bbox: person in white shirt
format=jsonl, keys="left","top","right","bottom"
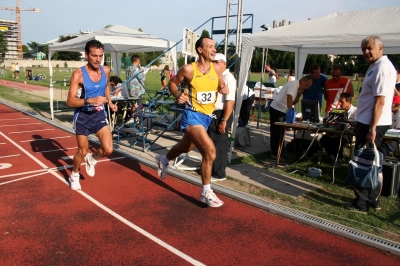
{"left": 287, "top": 69, "right": 296, "bottom": 82}
{"left": 379, "top": 95, "right": 400, "bottom": 156}
{"left": 208, "top": 53, "right": 236, "bottom": 181}
{"left": 15, "top": 63, "right": 20, "bottom": 79}
{"left": 268, "top": 76, "right": 313, "bottom": 160}
{"left": 319, "top": 92, "right": 357, "bottom": 161}
{"left": 345, "top": 35, "right": 396, "bottom": 214}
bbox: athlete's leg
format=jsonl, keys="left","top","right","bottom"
{"left": 184, "top": 125, "right": 216, "bottom": 185}
{"left": 72, "top": 134, "right": 89, "bottom": 172}
{"left": 94, "top": 125, "right": 114, "bottom": 159}
{"left": 165, "top": 132, "right": 195, "bottom": 161}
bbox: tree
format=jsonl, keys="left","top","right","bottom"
{"left": 127, "top": 51, "right": 163, "bottom": 67}
{"left": 201, "top": 29, "right": 210, "bottom": 38}
{"left": 0, "top": 32, "right": 7, "bottom": 58}
{"left": 22, "top": 45, "right": 29, "bottom": 53}
{"left": 27, "top": 41, "right": 40, "bottom": 52}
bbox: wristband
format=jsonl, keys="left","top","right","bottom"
{"left": 221, "top": 118, "right": 227, "bottom": 121}
{"left": 84, "top": 98, "right": 88, "bottom": 105}
{"left": 369, "top": 128, "right": 376, "bottom": 133}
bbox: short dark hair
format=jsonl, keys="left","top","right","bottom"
{"left": 309, "top": 64, "right": 320, "bottom": 74}
{"left": 109, "top": 76, "right": 122, "bottom": 84}
{"left": 300, "top": 76, "right": 312, "bottom": 82}
{"left": 339, "top": 92, "right": 352, "bottom": 102}
{"left": 331, "top": 65, "right": 343, "bottom": 73}
{"left": 85, "top": 39, "right": 104, "bottom": 54}
{"left": 289, "top": 69, "right": 295, "bottom": 75}
{"left": 195, "top": 37, "right": 212, "bottom": 55}
{"left": 131, "top": 54, "right": 140, "bottom": 63}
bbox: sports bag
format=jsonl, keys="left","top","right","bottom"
{"left": 345, "top": 143, "right": 382, "bottom": 190}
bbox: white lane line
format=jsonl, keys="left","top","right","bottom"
{"left": 20, "top": 136, "right": 72, "bottom": 143}
{"left": 0, "top": 154, "right": 20, "bottom": 159}
{"left": 0, "top": 118, "right": 30, "bottom": 121}
{"left": 2, "top": 123, "right": 41, "bottom": 127}
{"left": 0, "top": 172, "right": 49, "bottom": 186}
{"left": 8, "top": 129, "right": 55, "bottom": 134}
{"left": 0, "top": 131, "right": 204, "bottom": 266}
{"left": 61, "top": 155, "right": 74, "bottom": 160}
{"left": 0, "top": 169, "right": 47, "bottom": 179}
{"left": 0, "top": 142, "right": 6, "bottom": 145}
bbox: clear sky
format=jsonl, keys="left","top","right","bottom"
{"left": 0, "top": 0, "right": 398, "bottom": 49}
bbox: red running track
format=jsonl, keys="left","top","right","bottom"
{"left": 0, "top": 79, "right": 49, "bottom": 92}
{"left": 0, "top": 103, "right": 399, "bottom": 265}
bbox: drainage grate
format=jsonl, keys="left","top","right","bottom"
{"left": 4, "top": 100, "right": 399, "bottom": 257}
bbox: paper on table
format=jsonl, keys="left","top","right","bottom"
{"left": 387, "top": 129, "right": 400, "bottom": 133}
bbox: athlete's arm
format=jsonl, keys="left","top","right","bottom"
{"left": 104, "top": 66, "right": 117, "bottom": 112}
{"left": 169, "top": 64, "right": 193, "bottom": 104}
{"left": 67, "top": 69, "right": 85, "bottom": 108}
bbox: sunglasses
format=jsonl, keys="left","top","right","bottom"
{"left": 332, "top": 75, "right": 340, "bottom": 78}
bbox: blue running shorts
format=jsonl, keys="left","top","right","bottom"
{"left": 73, "top": 110, "right": 108, "bottom": 136}
{"left": 180, "top": 109, "right": 212, "bottom": 132}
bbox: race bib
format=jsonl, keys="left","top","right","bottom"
{"left": 196, "top": 91, "right": 216, "bottom": 104}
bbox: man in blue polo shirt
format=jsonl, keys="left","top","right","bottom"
{"left": 303, "top": 64, "right": 328, "bottom": 108}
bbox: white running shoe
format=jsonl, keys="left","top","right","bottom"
{"left": 85, "top": 153, "right": 97, "bottom": 177}
{"left": 69, "top": 173, "right": 81, "bottom": 190}
{"left": 155, "top": 155, "right": 168, "bottom": 179}
{"left": 200, "top": 189, "right": 224, "bottom": 207}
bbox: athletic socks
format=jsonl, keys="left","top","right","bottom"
{"left": 202, "top": 184, "right": 211, "bottom": 194}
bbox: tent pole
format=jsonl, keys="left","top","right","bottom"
{"left": 228, "top": 0, "right": 244, "bottom": 164}
{"left": 48, "top": 52, "right": 54, "bottom": 121}
{"left": 257, "top": 48, "right": 267, "bottom": 129}
{"left": 224, "top": 0, "right": 230, "bottom": 56}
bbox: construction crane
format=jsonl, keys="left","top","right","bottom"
{"left": 0, "top": 0, "right": 40, "bottom": 59}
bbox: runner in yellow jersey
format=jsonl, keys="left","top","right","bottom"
{"left": 155, "top": 37, "right": 228, "bottom": 207}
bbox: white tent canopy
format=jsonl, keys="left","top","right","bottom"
{"left": 48, "top": 24, "right": 177, "bottom": 76}
{"left": 232, "top": 6, "right": 400, "bottom": 161}
{"left": 47, "top": 24, "right": 177, "bottom": 120}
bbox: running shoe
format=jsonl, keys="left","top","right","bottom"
{"left": 85, "top": 153, "right": 97, "bottom": 177}
{"left": 69, "top": 173, "right": 81, "bottom": 191}
{"left": 211, "top": 176, "right": 227, "bottom": 182}
{"left": 156, "top": 155, "right": 169, "bottom": 179}
{"left": 200, "top": 189, "right": 224, "bottom": 207}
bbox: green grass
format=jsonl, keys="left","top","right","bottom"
{"left": 0, "top": 85, "right": 66, "bottom": 111}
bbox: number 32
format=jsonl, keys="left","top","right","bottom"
{"left": 201, "top": 93, "right": 212, "bottom": 102}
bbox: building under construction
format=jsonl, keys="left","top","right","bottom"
{"left": 0, "top": 18, "right": 18, "bottom": 60}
